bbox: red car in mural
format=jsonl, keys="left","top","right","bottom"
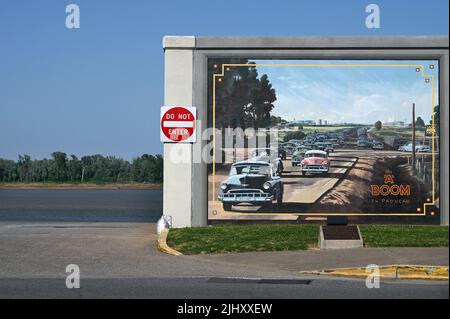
{"left": 300, "top": 150, "right": 330, "bottom": 176}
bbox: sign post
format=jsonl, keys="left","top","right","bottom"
{"left": 160, "top": 106, "right": 197, "bottom": 143}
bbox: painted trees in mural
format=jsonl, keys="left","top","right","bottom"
{"left": 415, "top": 117, "right": 426, "bottom": 127}
{"left": 211, "top": 60, "right": 277, "bottom": 130}
{"left": 249, "top": 74, "right": 277, "bottom": 128}
{"left": 375, "top": 121, "right": 382, "bottom": 131}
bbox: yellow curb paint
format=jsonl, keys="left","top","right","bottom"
{"left": 396, "top": 265, "right": 449, "bottom": 280}
{"left": 156, "top": 228, "right": 183, "bottom": 256}
{"left": 300, "top": 265, "right": 448, "bottom": 280}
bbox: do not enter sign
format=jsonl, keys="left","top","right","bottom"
{"left": 160, "top": 106, "right": 197, "bottom": 143}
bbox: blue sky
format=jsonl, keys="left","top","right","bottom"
{"left": 255, "top": 60, "right": 439, "bottom": 125}
{"left": 0, "top": 0, "right": 448, "bottom": 160}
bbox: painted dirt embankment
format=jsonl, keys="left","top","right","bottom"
{"left": 311, "top": 156, "right": 438, "bottom": 223}
{"left": 310, "top": 156, "right": 375, "bottom": 211}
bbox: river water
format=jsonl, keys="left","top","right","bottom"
{"left": 0, "top": 189, "right": 163, "bottom": 222}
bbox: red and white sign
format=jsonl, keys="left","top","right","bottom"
{"left": 160, "top": 106, "right": 197, "bottom": 143}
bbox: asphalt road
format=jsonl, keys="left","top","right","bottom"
{"left": 0, "top": 189, "right": 163, "bottom": 222}
{"left": 1, "top": 277, "right": 447, "bottom": 299}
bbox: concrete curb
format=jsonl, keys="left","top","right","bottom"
{"left": 300, "top": 265, "right": 449, "bottom": 280}
{"left": 319, "top": 225, "right": 364, "bottom": 250}
{"left": 156, "top": 228, "right": 183, "bottom": 256}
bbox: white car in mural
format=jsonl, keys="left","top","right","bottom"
{"left": 398, "top": 143, "right": 431, "bottom": 153}
{"left": 372, "top": 141, "right": 384, "bottom": 150}
{"left": 280, "top": 142, "right": 297, "bottom": 156}
{"left": 417, "top": 144, "right": 432, "bottom": 153}
{"left": 250, "top": 148, "right": 284, "bottom": 175}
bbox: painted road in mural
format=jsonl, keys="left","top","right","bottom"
{"left": 209, "top": 147, "right": 435, "bottom": 221}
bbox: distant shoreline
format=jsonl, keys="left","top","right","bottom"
{"left": 0, "top": 182, "right": 162, "bottom": 190}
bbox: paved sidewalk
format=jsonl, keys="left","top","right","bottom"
{"left": 191, "top": 247, "right": 449, "bottom": 272}
{"left": 0, "top": 222, "right": 308, "bottom": 279}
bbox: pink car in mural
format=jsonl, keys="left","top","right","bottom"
{"left": 300, "top": 150, "right": 330, "bottom": 176}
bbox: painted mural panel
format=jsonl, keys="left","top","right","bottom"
{"left": 207, "top": 59, "right": 440, "bottom": 223}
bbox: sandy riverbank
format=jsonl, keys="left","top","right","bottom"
{"left": 0, "top": 182, "right": 162, "bottom": 190}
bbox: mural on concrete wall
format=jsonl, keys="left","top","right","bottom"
{"left": 207, "top": 59, "right": 440, "bottom": 223}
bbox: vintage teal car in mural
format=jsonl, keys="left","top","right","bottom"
{"left": 218, "top": 161, "right": 284, "bottom": 211}
{"left": 291, "top": 146, "right": 312, "bottom": 166}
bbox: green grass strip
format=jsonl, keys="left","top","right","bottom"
{"left": 167, "top": 224, "right": 448, "bottom": 255}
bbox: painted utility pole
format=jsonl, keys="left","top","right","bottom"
{"left": 412, "top": 103, "right": 416, "bottom": 171}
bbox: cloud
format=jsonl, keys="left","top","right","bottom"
{"left": 276, "top": 76, "right": 293, "bottom": 81}
{"left": 262, "top": 62, "right": 437, "bottom": 124}
{"left": 289, "top": 84, "right": 309, "bottom": 90}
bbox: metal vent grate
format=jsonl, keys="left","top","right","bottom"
{"left": 208, "top": 278, "right": 311, "bottom": 285}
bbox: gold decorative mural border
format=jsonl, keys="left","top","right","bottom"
{"left": 211, "top": 62, "right": 438, "bottom": 217}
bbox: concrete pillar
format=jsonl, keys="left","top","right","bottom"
{"left": 441, "top": 52, "right": 449, "bottom": 226}
{"left": 163, "top": 36, "right": 195, "bottom": 228}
